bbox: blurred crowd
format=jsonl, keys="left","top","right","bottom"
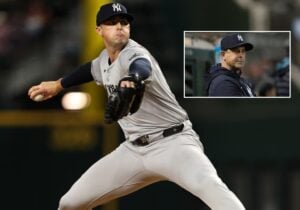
{"left": 0, "top": 0, "right": 78, "bottom": 71}
{"left": 0, "top": 0, "right": 81, "bottom": 109}
{"left": 244, "top": 46, "right": 289, "bottom": 96}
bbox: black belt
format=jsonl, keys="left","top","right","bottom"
{"left": 131, "top": 124, "right": 184, "bottom": 146}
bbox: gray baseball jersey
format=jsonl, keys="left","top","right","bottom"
{"left": 58, "top": 39, "right": 245, "bottom": 210}
{"left": 91, "top": 39, "right": 188, "bottom": 141}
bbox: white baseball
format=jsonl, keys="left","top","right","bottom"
{"left": 33, "top": 94, "right": 44, "bottom": 102}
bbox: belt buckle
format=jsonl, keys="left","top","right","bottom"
{"left": 139, "top": 135, "right": 149, "bottom": 145}
{"left": 132, "top": 135, "right": 150, "bottom": 146}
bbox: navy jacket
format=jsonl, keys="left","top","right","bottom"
{"left": 204, "top": 64, "right": 255, "bottom": 97}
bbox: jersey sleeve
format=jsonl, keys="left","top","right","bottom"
{"left": 91, "top": 56, "right": 103, "bottom": 85}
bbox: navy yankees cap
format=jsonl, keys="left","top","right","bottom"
{"left": 221, "top": 33, "right": 253, "bottom": 51}
{"left": 96, "top": 3, "right": 133, "bottom": 26}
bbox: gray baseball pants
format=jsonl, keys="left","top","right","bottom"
{"left": 58, "top": 121, "right": 245, "bottom": 210}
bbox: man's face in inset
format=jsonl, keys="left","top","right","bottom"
{"left": 222, "top": 46, "right": 246, "bottom": 70}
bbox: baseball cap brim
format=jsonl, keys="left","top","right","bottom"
{"left": 100, "top": 13, "right": 133, "bottom": 24}
{"left": 228, "top": 42, "right": 253, "bottom": 51}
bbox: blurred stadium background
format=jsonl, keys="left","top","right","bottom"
{"left": 0, "top": 0, "right": 300, "bottom": 210}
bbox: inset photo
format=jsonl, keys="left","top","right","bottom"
{"left": 184, "top": 31, "right": 291, "bottom": 98}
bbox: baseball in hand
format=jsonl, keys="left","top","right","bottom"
{"left": 33, "top": 94, "right": 44, "bottom": 102}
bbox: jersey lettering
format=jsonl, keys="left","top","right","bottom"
{"left": 105, "top": 84, "right": 118, "bottom": 95}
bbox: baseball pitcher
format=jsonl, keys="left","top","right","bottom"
{"left": 28, "top": 3, "right": 245, "bottom": 210}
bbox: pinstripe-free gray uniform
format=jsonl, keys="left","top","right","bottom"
{"left": 59, "top": 39, "right": 245, "bottom": 210}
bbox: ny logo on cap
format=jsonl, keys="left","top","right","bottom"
{"left": 112, "top": 3, "right": 122, "bottom": 12}
{"left": 237, "top": 34, "right": 244, "bottom": 42}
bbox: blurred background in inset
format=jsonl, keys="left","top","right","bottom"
{"left": 0, "top": 0, "right": 300, "bottom": 210}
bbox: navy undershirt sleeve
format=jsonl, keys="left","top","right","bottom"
{"left": 61, "top": 62, "right": 93, "bottom": 88}
{"left": 129, "top": 58, "right": 151, "bottom": 80}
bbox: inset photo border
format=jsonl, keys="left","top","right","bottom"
{"left": 184, "top": 31, "right": 291, "bottom": 98}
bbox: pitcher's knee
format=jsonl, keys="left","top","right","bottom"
{"left": 58, "top": 194, "right": 86, "bottom": 210}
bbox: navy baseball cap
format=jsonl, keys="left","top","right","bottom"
{"left": 221, "top": 33, "right": 253, "bottom": 51}
{"left": 96, "top": 3, "right": 133, "bottom": 26}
